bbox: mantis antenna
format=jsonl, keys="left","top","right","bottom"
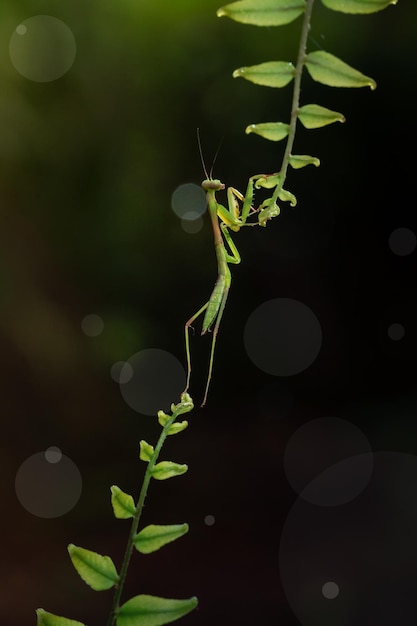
{"left": 197, "top": 128, "right": 224, "bottom": 180}
{"left": 196, "top": 128, "right": 209, "bottom": 180}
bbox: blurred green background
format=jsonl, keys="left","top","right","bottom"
{"left": 1, "top": 1, "right": 416, "bottom": 624}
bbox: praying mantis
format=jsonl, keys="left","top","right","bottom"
{"left": 183, "top": 168, "right": 259, "bottom": 407}
{"left": 182, "top": 135, "right": 283, "bottom": 406}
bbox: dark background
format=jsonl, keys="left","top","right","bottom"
{"left": 1, "top": 1, "right": 416, "bottom": 625}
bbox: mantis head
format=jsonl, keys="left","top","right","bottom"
{"left": 201, "top": 178, "right": 225, "bottom": 192}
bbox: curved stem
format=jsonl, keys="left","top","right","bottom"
{"left": 106, "top": 409, "right": 181, "bottom": 626}
{"left": 271, "top": 0, "right": 316, "bottom": 204}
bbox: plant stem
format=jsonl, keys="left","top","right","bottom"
{"left": 106, "top": 409, "right": 179, "bottom": 626}
{"left": 271, "top": 0, "right": 316, "bottom": 204}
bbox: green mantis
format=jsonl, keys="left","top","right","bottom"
{"left": 183, "top": 173, "right": 258, "bottom": 406}
{"left": 182, "top": 132, "right": 286, "bottom": 406}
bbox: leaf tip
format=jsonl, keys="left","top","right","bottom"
{"left": 217, "top": 7, "right": 226, "bottom": 18}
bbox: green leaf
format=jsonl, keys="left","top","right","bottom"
{"left": 245, "top": 122, "right": 289, "bottom": 142}
{"left": 321, "top": 0, "right": 397, "bottom": 14}
{"left": 134, "top": 524, "right": 189, "bottom": 554}
{"left": 258, "top": 200, "right": 280, "bottom": 227}
{"left": 298, "top": 104, "right": 345, "bottom": 128}
{"left": 233, "top": 61, "right": 295, "bottom": 87}
{"left": 117, "top": 595, "right": 198, "bottom": 626}
{"left": 157, "top": 410, "right": 170, "bottom": 427}
{"left": 289, "top": 154, "right": 321, "bottom": 169}
{"left": 252, "top": 172, "right": 282, "bottom": 189}
{"left": 150, "top": 461, "right": 188, "bottom": 480}
{"left": 305, "top": 51, "right": 376, "bottom": 89}
{"left": 111, "top": 485, "right": 136, "bottom": 519}
{"left": 166, "top": 420, "right": 188, "bottom": 435}
{"left": 278, "top": 188, "right": 297, "bottom": 206}
{"left": 172, "top": 392, "right": 194, "bottom": 415}
{"left": 68, "top": 544, "right": 119, "bottom": 591}
{"left": 251, "top": 173, "right": 296, "bottom": 205}
{"left": 36, "top": 610, "right": 86, "bottom": 626}
{"left": 140, "top": 440, "right": 154, "bottom": 462}
{"left": 217, "top": 0, "right": 305, "bottom": 26}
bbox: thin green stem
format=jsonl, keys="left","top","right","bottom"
{"left": 271, "top": 0, "right": 316, "bottom": 205}
{"left": 106, "top": 409, "right": 179, "bottom": 626}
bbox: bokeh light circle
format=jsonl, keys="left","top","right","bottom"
{"left": 119, "top": 348, "right": 185, "bottom": 416}
{"left": 81, "top": 314, "right": 104, "bottom": 337}
{"left": 15, "top": 449, "right": 82, "bottom": 518}
{"left": 244, "top": 298, "right": 322, "bottom": 376}
{"left": 171, "top": 183, "right": 206, "bottom": 220}
{"left": 111, "top": 361, "right": 133, "bottom": 383}
{"left": 284, "top": 417, "right": 373, "bottom": 506}
{"left": 279, "top": 452, "right": 417, "bottom": 625}
{"left": 322, "top": 582, "right": 339, "bottom": 599}
{"left": 387, "top": 323, "right": 405, "bottom": 341}
{"left": 204, "top": 514, "right": 215, "bottom": 526}
{"left": 181, "top": 214, "right": 204, "bottom": 235}
{"left": 44, "top": 446, "right": 62, "bottom": 463}
{"left": 388, "top": 227, "right": 416, "bottom": 256}
{"left": 9, "top": 16, "right": 76, "bottom": 82}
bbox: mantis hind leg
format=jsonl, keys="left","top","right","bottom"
{"left": 184, "top": 301, "right": 209, "bottom": 395}
{"left": 201, "top": 286, "right": 230, "bottom": 407}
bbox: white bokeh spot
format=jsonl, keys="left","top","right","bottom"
{"left": 284, "top": 417, "right": 373, "bottom": 506}
{"left": 322, "top": 581, "right": 339, "bottom": 599}
{"left": 387, "top": 323, "right": 405, "bottom": 341}
{"left": 119, "top": 348, "right": 185, "bottom": 416}
{"left": 181, "top": 213, "right": 204, "bottom": 234}
{"left": 171, "top": 183, "right": 206, "bottom": 220}
{"left": 244, "top": 298, "right": 322, "bottom": 377}
{"left": 45, "top": 446, "right": 62, "bottom": 464}
{"left": 81, "top": 313, "right": 104, "bottom": 337}
{"left": 388, "top": 227, "right": 416, "bottom": 256}
{"left": 9, "top": 15, "right": 76, "bottom": 82}
{"left": 15, "top": 449, "right": 82, "bottom": 518}
{"left": 111, "top": 360, "right": 133, "bottom": 383}
{"left": 280, "top": 452, "right": 417, "bottom": 626}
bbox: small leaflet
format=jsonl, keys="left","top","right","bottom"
{"left": 321, "top": 0, "right": 397, "bottom": 14}
{"left": 297, "top": 104, "right": 345, "bottom": 128}
{"left": 139, "top": 440, "right": 154, "bottom": 462}
{"left": 110, "top": 485, "right": 136, "bottom": 519}
{"left": 151, "top": 461, "right": 188, "bottom": 480}
{"left": 67, "top": 544, "right": 119, "bottom": 591}
{"left": 278, "top": 188, "right": 297, "bottom": 207}
{"left": 166, "top": 420, "right": 188, "bottom": 435}
{"left": 252, "top": 172, "right": 282, "bottom": 189}
{"left": 258, "top": 200, "right": 280, "bottom": 227}
{"left": 233, "top": 61, "right": 295, "bottom": 88}
{"left": 157, "top": 410, "right": 170, "bottom": 427}
{"left": 36, "top": 609, "right": 86, "bottom": 626}
{"left": 117, "top": 594, "right": 198, "bottom": 626}
{"left": 289, "top": 154, "right": 321, "bottom": 169}
{"left": 134, "top": 523, "right": 189, "bottom": 554}
{"left": 305, "top": 51, "right": 376, "bottom": 89}
{"left": 245, "top": 122, "right": 290, "bottom": 142}
{"left": 217, "top": 0, "right": 306, "bottom": 27}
